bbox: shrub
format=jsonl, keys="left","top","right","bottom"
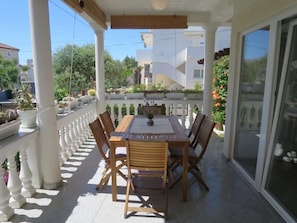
{"left": 212, "top": 56, "right": 229, "bottom": 129}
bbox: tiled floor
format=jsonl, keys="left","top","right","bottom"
{"left": 8, "top": 134, "right": 284, "bottom": 223}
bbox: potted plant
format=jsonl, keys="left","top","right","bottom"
{"left": 62, "top": 96, "right": 78, "bottom": 110}
{"left": 56, "top": 102, "right": 68, "bottom": 114}
{"left": 87, "top": 88, "right": 96, "bottom": 100}
{"left": 15, "top": 84, "right": 37, "bottom": 128}
{"left": 147, "top": 112, "right": 154, "bottom": 126}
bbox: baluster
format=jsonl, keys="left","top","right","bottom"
{"left": 69, "top": 122, "right": 78, "bottom": 153}
{"left": 7, "top": 154, "right": 25, "bottom": 208}
{"left": 135, "top": 103, "right": 139, "bottom": 115}
{"left": 75, "top": 119, "right": 83, "bottom": 147}
{"left": 59, "top": 129, "right": 68, "bottom": 164}
{"left": 19, "top": 150, "right": 36, "bottom": 197}
{"left": 0, "top": 168, "right": 14, "bottom": 221}
{"left": 64, "top": 125, "right": 73, "bottom": 157}
{"left": 85, "top": 112, "right": 92, "bottom": 138}
{"left": 110, "top": 105, "right": 115, "bottom": 125}
{"left": 78, "top": 117, "right": 85, "bottom": 143}
{"left": 181, "top": 103, "right": 186, "bottom": 128}
{"left": 118, "top": 103, "right": 123, "bottom": 121}
{"left": 164, "top": 103, "right": 169, "bottom": 115}
{"left": 82, "top": 114, "right": 89, "bottom": 141}
{"left": 173, "top": 103, "right": 177, "bottom": 115}
{"left": 188, "top": 103, "right": 194, "bottom": 128}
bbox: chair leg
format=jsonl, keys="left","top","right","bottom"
{"left": 164, "top": 186, "right": 168, "bottom": 220}
{"left": 96, "top": 167, "right": 111, "bottom": 190}
{"left": 124, "top": 180, "right": 131, "bottom": 218}
{"left": 189, "top": 167, "right": 209, "bottom": 191}
{"left": 168, "top": 174, "right": 182, "bottom": 189}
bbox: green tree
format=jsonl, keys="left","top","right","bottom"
{"left": 52, "top": 44, "right": 139, "bottom": 97}
{"left": 242, "top": 56, "right": 267, "bottom": 83}
{"left": 0, "top": 55, "right": 19, "bottom": 90}
{"left": 53, "top": 44, "right": 95, "bottom": 96}
{"left": 104, "top": 52, "right": 138, "bottom": 88}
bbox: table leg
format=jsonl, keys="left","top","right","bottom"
{"left": 110, "top": 144, "right": 117, "bottom": 201}
{"left": 182, "top": 142, "right": 188, "bottom": 201}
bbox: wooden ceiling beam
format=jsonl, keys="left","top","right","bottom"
{"left": 63, "top": 0, "right": 107, "bottom": 30}
{"left": 111, "top": 15, "right": 188, "bottom": 29}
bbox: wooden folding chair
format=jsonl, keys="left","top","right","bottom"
{"left": 124, "top": 139, "right": 169, "bottom": 219}
{"left": 99, "top": 110, "right": 115, "bottom": 139}
{"left": 89, "top": 117, "right": 127, "bottom": 190}
{"left": 168, "top": 112, "right": 205, "bottom": 181}
{"left": 187, "top": 111, "right": 206, "bottom": 147}
{"left": 169, "top": 116, "right": 215, "bottom": 190}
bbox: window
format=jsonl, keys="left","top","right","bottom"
{"left": 193, "top": 69, "right": 204, "bottom": 78}
{"left": 144, "top": 64, "right": 150, "bottom": 77}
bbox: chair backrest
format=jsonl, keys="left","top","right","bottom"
{"left": 99, "top": 110, "right": 115, "bottom": 139}
{"left": 125, "top": 140, "right": 168, "bottom": 187}
{"left": 193, "top": 117, "right": 215, "bottom": 160}
{"left": 142, "top": 105, "right": 165, "bottom": 116}
{"left": 89, "top": 117, "right": 109, "bottom": 161}
{"left": 188, "top": 111, "right": 205, "bottom": 146}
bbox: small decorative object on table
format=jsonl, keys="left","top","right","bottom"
{"left": 147, "top": 112, "right": 154, "bottom": 126}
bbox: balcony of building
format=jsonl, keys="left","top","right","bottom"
{"left": 0, "top": 97, "right": 283, "bottom": 222}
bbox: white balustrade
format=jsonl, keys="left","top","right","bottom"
{"left": 56, "top": 101, "right": 97, "bottom": 165}
{"left": 0, "top": 128, "right": 38, "bottom": 221}
{"left": 106, "top": 98, "right": 202, "bottom": 129}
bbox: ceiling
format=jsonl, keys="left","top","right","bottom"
{"left": 96, "top": 0, "right": 234, "bottom": 23}
{"left": 63, "top": 0, "right": 236, "bottom": 30}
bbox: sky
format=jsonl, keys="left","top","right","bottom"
{"left": 1, "top": 0, "right": 148, "bottom": 65}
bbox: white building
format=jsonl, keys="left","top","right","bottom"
{"left": 136, "top": 27, "right": 231, "bottom": 90}
{"left": 19, "top": 59, "right": 35, "bottom": 83}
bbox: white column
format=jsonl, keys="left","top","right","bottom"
{"left": 28, "top": 0, "right": 62, "bottom": 189}
{"left": 202, "top": 24, "right": 218, "bottom": 118}
{"left": 95, "top": 29, "right": 106, "bottom": 114}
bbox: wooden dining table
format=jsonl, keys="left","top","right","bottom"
{"left": 109, "top": 115, "right": 190, "bottom": 202}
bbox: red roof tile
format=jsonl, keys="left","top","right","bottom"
{"left": 0, "top": 43, "right": 19, "bottom": 51}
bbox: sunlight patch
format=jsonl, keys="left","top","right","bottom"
{"left": 61, "top": 166, "right": 78, "bottom": 172}
{"left": 69, "top": 156, "right": 86, "bottom": 161}
{"left": 36, "top": 189, "right": 59, "bottom": 196}
{"left": 64, "top": 161, "right": 82, "bottom": 166}
{"left": 61, "top": 172, "right": 73, "bottom": 178}
{"left": 77, "top": 147, "right": 93, "bottom": 152}
{"left": 26, "top": 198, "right": 52, "bottom": 206}
{"left": 14, "top": 208, "right": 43, "bottom": 218}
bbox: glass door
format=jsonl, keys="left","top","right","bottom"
{"left": 233, "top": 27, "right": 270, "bottom": 179}
{"left": 264, "top": 19, "right": 297, "bottom": 221}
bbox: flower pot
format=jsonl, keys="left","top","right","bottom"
{"left": 17, "top": 109, "right": 37, "bottom": 128}
{"left": 0, "top": 119, "right": 20, "bottom": 140}
{"left": 57, "top": 107, "right": 65, "bottom": 114}
{"left": 147, "top": 119, "right": 154, "bottom": 126}
{"left": 125, "top": 92, "right": 144, "bottom": 99}
{"left": 166, "top": 92, "right": 184, "bottom": 100}
{"left": 185, "top": 93, "right": 202, "bottom": 100}
{"left": 146, "top": 92, "right": 165, "bottom": 99}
